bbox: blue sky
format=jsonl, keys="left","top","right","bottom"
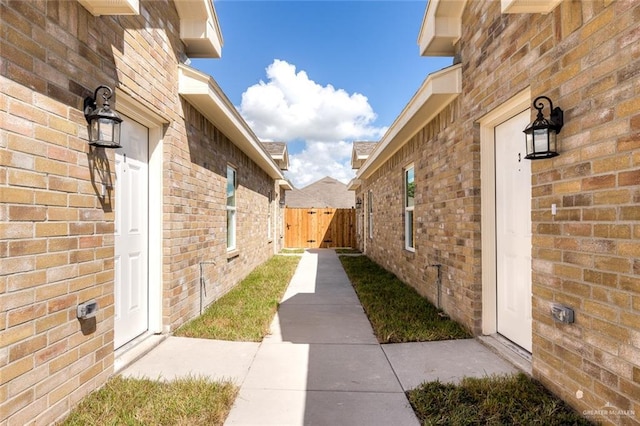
{"left": 192, "top": 0, "right": 452, "bottom": 188}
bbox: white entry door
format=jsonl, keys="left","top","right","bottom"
{"left": 495, "top": 109, "right": 532, "bottom": 352}
{"left": 114, "top": 116, "right": 149, "bottom": 349}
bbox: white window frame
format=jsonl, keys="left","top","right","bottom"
{"left": 404, "top": 164, "right": 415, "bottom": 252}
{"left": 226, "top": 165, "right": 237, "bottom": 251}
{"left": 367, "top": 190, "right": 374, "bottom": 239}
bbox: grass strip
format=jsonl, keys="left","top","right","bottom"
{"left": 408, "top": 373, "right": 595, "bottom": 425}
{"left": 280, "top": 248, "right": 305, "bottom": 254}
{"left": 339, "top": 255, "right": 470, "bottom": 343}
{"left": 175, "top": 255, "right": 300, "bottom": 341}
{"left": 62, "top": 376, "right": 237, "bottom": 426}
{"left": 333, "top": 248, "right": 362, "bottom": 254}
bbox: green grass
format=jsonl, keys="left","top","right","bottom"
{"left": 333, "top": 248, "right": 362, "bottom": 254}
{"left": 339, "top": 255, "right": 470, "bottom": 343}
{"left": 175, "top": 255, "right": 300, "bottom": 341}
{"left": 280, "top": 248, "right": 305, "bottom": 254}
{"left": 62, "top": 376, "right": 237, "bottom": 426}
{"left": 408, "top": 373, "right": 595, "bottom": 425}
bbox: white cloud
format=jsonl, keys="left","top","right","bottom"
{"left": 285, "top": 141, "right": 354, "bottom": 188}
{"left": 238, "top": 60, "right": 386, "bottom": 187}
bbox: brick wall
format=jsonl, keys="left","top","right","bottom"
{"left": 1, "top": 1, "right": 128, "bottom": 422}
{"left": 357, "top": 0, "right": 639, "bottom": 423}
{"left": 167, "top": 102, "right": 278, "bottom": 330}
{"left": 1, "top": 1, "right": 281, "bottom": 424}
{"left": 519, "top": 1, "right": 639, "bottom": 421}
{"left": 359, "top": 101, "right": 481, "bottom": 332}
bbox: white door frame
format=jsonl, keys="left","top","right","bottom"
{"left": 478, "top": 87, "right": 531, "bottom": 336}
{"left": 116, "top": 90, "right": 167, "bottom": 336}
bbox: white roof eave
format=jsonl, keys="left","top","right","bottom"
{"left": 178, "top": 64, "right": 284, "bottom": 180}
{"left": 501, "top": 0, "right": 563, "bottom": 14}
{"left": 347, "top": 179, "right": 361, "bottom": 191}
{"left": 418, "top": 0, "right": 467, "bottom": 57}
{"left": 356, "top": 64, "right": 462, "bottom": 180}
{"left": 78, "top": 0, "right": 139, "bottom": 15}
{"left": 174, "top": 0, "right": 223, "bottom": 58}
{"left": 278, "top": 179, "right": 293, "bottom": 190}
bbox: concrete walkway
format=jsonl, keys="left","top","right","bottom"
{"left": 121, "top": 249, "right": 518, "bottom": 425}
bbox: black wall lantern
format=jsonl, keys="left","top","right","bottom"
{"left": 84, "top": 85, "right": 122, "bottom": 148}
{"left": 523, "top": 96, "right": 563, "bottom": 160}
{"left": 355, "top": 197, "right": 362, "bottom": 209}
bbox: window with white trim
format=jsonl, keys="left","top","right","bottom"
{"left": 404, "top": 165, "right": 415, "bottom": 251}
{"left": 367, "top": 190, "right": 373, "bottom": 239}
{"left": 226, "top": 165, "right": 237, "bottom": 250}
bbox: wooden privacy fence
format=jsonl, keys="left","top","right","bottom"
{"left": 285, "top": 208, "right": 356, "bottom": 248}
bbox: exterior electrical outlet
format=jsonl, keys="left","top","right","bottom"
{"left": 77, "top": 300, "right": 99, "bottom": 320}
{"left": 551, "top": 304, "right": 574, "bottom": 324}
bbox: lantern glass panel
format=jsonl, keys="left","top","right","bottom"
{"left": 547, "top": 130, "right": 557, "bottom": 154}
{"left": 98, "top": 117, "right": 114, "bottom": 144}
{"left": 533, "top": 128, "right": 549, "bottom": 155}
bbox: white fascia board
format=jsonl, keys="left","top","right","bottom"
{"left": 278, "top": 179, "right": 293, "bottom": 190}
{"left": 78, "top": 0, "right": 139, "bottom": 15}
{"left": 350, "top": 149, "right": 370, "bottom": 169}
{"left": 178, "top": 64, "right": 284, "bottom": 180}
{"left": 350, "top": 150, "right": 361, "bottom": 169}
{"left": 501, "top": 0, "right": 563, "bottom": 14}
{"left": 418, "top": 0, "right": 467, "bottom": 56}
{"left": 356, "top": 64, "right": 462, "bottom": 180}
{"left": 174, "top": 0, "right": 223, "bottom": 58}
{"left": 347, "top": 179, "right": 361, "bottom": 191}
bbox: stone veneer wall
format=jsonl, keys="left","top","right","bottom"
{"left": 1, "top": 1, "right": 280, "bottom": 424}
{"left": 358, "top": 0, "right": 639, "bottom": 423}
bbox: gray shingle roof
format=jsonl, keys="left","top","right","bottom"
{"left": 260, "top": 141, "right": 289, "bottom": 170}
{"left": 285, "top": 176, "right": 355, "bottom": 208}
{"left": 351, "top": 141, "right": 378, "bottom": 169}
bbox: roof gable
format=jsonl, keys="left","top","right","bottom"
{"left": 286, "top": 177, "right": 355, "bottom": 208}
{"left": 260, "top": 141, "right": 290, "bottom": 171}
{"left": 351, "top": 141, "right": 378, "bottom": 169}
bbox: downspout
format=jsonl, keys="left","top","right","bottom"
{"left": 429, "top": 263, "right": 442, "bottom": 309}
{"left": 199, "top": 261, "right": 216, "bottom": 315}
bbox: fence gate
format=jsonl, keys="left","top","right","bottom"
{"left": 285, "top": 208, "right": 356, "bottom": 248}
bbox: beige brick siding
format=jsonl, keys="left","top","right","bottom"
{"left": 1, "top": 1, "right": 282, "bottom": 424}
{"left": 167, "top": 102, "right": 279, "bottom": 330}
{"left": 358, "top": 102, "right": 480, "bottom": 331}
{"left": 357, "top": 0, "right": 639, "bottom": 423}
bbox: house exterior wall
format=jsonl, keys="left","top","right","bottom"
{"left": 357, "top": 0, "right": 639, "bottom": 423}
{"left": 1, "top": 1, "right": 281, "bottom": 424}
{"left": 358, "top": 102, "right": 479, "bottom": 330}
{"left": 171, "top": 102, "right": 279, "bottom": 329}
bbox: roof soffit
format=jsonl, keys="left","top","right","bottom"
{"left": 418, "top": 0, "right": 467, "bottom": 56}
{"left": 501, "top": 0, "right": 563, "bottom": 14}
{"left": 178, "top": 64, "right": 284, "bottom": 179}
{"left": 278, "top": 179, "right": 293, "bottom": 190}
{"left": 174, "top": 0, "right": 223, "bottom": 58}
{"left": 78, "top": 0, "right": 139, "bottom": 15}
{"left": 418, "top": 0, "right": 562, "bottom": 56}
